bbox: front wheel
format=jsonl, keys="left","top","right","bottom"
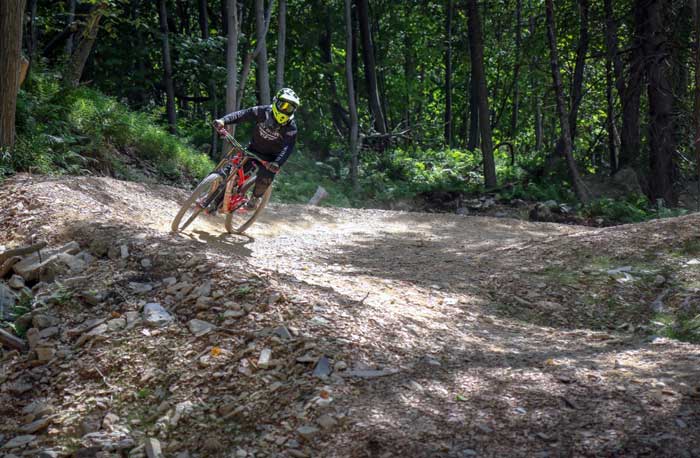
{"left": 225, "top": 177, "right": 272, "bottom": 234}
{"left": 171, "top": 173, "right": 223, "bottom": 233}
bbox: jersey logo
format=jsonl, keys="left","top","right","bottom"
{"left": 258, "top": 124, "right": 281, "bottom": 141}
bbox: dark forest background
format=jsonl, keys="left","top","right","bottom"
{"left": 1, "top": 0, "right": 699, "bottom": 222}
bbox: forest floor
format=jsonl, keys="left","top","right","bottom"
{"left": 1, "top": 174, "right": 699, "bottom": 458}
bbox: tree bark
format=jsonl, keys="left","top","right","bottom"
{"left": 65, "top": 0, "right": 77, "bottom": 55}
{"left": 0, "top": 0, "right": 26, "bottom": 150}
{"left": 199, "top": 0, "right": 219, "bottom": 158}
{"left": 64, "top": 3, "right": 106, "bottom": 88}
{"left": 226, "top": 0, "right": 238, "bottom": 115}
{"left": 255, "top": 0, "right": 271, "bottom": 104}
{"left": 466, "top": 0, "right": 497, "bottom": 188}
{"left": 619, "top": 4, "right": 644, "bottom": 169}
{"left": 467, "top": 74, "right": 479, "bottom": 151}
{"left": 545, "top": 0, "right": 589, "bottom": 203}
{"left": 510, "top": 0, "right": 522, "bottom": 138}
{"left": 606, "top": 56, "right": 619, "bottom": 173}
{"left": 694, "top": 0, "right": 700, "bottom": 181}
{"left": 345, "top": 0, "right": 360, "bottom": 190}
{"left": 444, "top": 0, "right": 453, "bottom": 148}
{"left": 641, "top": 0, "right": 677, "bottom": 205}
{"left": 356, "top": 0, "right": 386, "bottom": 134}
{"left": 158, "top": 0, "right": 177, "bottom": 133}
{"left": 235, "top": 0, "right": 274, "bottom": 111}
{"left": 276, "top": 0, "right": 287, "bottom": 90}
{"left": 569, "top": 0, "right": 589, "bottom": 142}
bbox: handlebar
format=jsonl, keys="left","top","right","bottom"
{"left": 213, "top": 121, "right": 272, "bottom": 169}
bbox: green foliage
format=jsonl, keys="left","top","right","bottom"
{"left": 6, "top": 71, "right": 213, "bottom": 182}
{"left": 581, "top": 196, "right": 688, "bottom": 224}
{"left": 652, "top": 313, "right": 700, "bottom": 343}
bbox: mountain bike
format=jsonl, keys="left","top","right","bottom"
{"left": 171, "top": 125, "right": 273, "bottom": 234}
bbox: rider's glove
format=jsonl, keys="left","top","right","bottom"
{"left": 214, "top": 119, "right": 226, "bottom": 135}
{"left": 267, "top": 162, "right": 280, "bottom": 174}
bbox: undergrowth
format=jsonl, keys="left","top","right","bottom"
{"left": 4, "top": 69, "right": 212, "bottom": 183}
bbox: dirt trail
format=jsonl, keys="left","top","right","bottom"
{"left": 1, "top": 174, "right": 699, "bottom": 458}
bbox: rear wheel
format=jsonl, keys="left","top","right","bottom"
{"left": 171, "top": 173, "right": 224, "bottom": 233}
{"left": 225, "top": 176, "right": 272, "bottom": 234}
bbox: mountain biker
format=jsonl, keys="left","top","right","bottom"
{"left": 214, "top": 88, "right": 300, "bottom": 209}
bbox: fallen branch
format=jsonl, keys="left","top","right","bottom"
{"left": 0, "top": 241, "right": 47, "bottom": 264}
{"left": 0, "top": 256, "right": 21, "bottom": 279}
{"left": 0, "top": 328, "right": 28, "bottom": 352}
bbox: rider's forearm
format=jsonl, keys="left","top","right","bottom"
{"left": 220, "top": 106, "right": 260, "bottom": 125}
{"left": 274, "top": 136, "right": 296, "bottom": 167}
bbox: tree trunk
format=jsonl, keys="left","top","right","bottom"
{"left": 694, "top": 0, "right": 700, "bottom": 180}
{"left": 158, "top": 0, "right": 177, "bottom": 133}
{"left": 255, "top": 0, "right": 271, "bottom": 104}
{"left": 569, "top": 0, "right": 589, "bottom": 142}
{"left": 319, "top": 4, "right": 349, "bottom": 139}
{"left": 529, "top": 13, "right": 543, "bottom": 151}
{"left": 226, "top": 0, "right": 238, "bottom": 115}
{"left": 545, "top": 0, "right": 589, "bottom": 203}
{"left": 619, "top": 5, "right": 644, "bottom": 169}
{"left": 444, "top": 0, "right": 453, "bottom": 147}
{"left": 65, "top": 0, "right": 77, "bottom": 55}
{"left": 467, "top": 74, "right": 479, "bottom": 151}
{"left": 356, "top": 0, "right": 386, "bottom": 134}
{"left": 236, "top": 0, "right": 274, "bottom": 110}
{"left": 198, "top": 0, "right": 209, "bottom": 38}
{"left": 275, "top": 0, "right": 287, "bottom": 90}
{"left": 466, "top": 0, "right": 496, "bottom": 188}
{"left": 64, "top": 3, "right": 106, "bottom": 88}
{"left": 510, "top": 0, "right": 522, "bottom": 138}
{"left": 0, "top": 0, "right": 26, "bottom": 150}
{"left": 345, "top": 0, "right": 359, "bottom": 190}
{"left": 199, "top": 0, "right": 219, "bottom": 158}
{"left": 641, "top": 0, "right": 677, "bottom": 205}
{"left": 606, "top": 57, "right": 619, "bottom": 173}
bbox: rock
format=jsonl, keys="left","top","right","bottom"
{"left": 297, "top": 425, "right": 320, "bottom": 441}
{"left": 313, "top": 356, "right": 332, "bottom": 378}
{"left": 613, "top": 167, "right": 643, "bottom": 194}
{"left": 130, "top": 283, "right": 153, "bottom": 294}
{"left": 344, "top": 368, "right": 399, "bottom": 378}
{"left": 33, "top": 314, "right": 58, "bottom": 330}
{"left": 162, "top": 277, "right": 177, "bottom": 287}
{"left": 57, "top": 253, "right": 86, "bottom": 274}
{"left": 140, "top": 258, "right": 152, "bottom": 269}
{"left": 334, "top": 361, "right": 348, "bottom": 371}
{"left": 81, "top": 431, "right": 135, "bottom": 451}
{"left": 144, "top": 438, "right": 164, "bottom": 458}
{"left": 125, "top": 311, "right": 140, "bottom": 328}
{"left": 120, "top": 245, "right": 129, "bottom": 258}
{"left": 107, "top": 318, "right": 127, "bottom": 332}
{"left": 170, "top": 401, "right": 194, "bottom": 427}
{"left": 456, "top": 207, "right": 469, "bottom": 216}
{"left": 8, "top": 275, "right": 25, "bottom": 289}
{"left": 316, "top": 414, "right": 337, "bottom": 430}
{"left": 2, "top": 435, "right": 37, "bottom": 449}
{"left": 187, "top": 319, "right": 215, "bottom": 337}
{"left": 19, "top": 417, "right": 51, "bottom": 434}
{"left": 79, "top": 291, "right": 105, "bottom": 306}
{"left": 654, "top": 275, "right": 666, "bottom": 287}
{"left": 38, "top": 326, "right": 59, "bottom": 339}
{"left": 258, "top": 348, "right": 272, "bottom": 369}
{"left": 22, "top": 401, "right": 54, "bottom": 419}
{"left": 143, "top": 303, "right": 173, "bottom": 327}
{"left": 273, "top": 326, "right": 293, "bottom": 340}
{"left": 37, "top": 450, "right": 60, "bottom": 458}
{"left": 191, "top": 281, "right": 212, "bottom": 299}
{"left": 67, "top": 318, "right": 107, "bottom": 337}
{"left": 35, "top": 345, "right": 55, "bottom": 362}
{"left": 223, "top": 309, "right": 245, "bottom": 319}
{"left": 12, "top": 242, "right": 80, "bottom": 282}
{"left": 0, "top": 283, "right": 17, "bottom": 320}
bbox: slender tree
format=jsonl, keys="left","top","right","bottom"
{"left": 444, "top": 0, "right": 454, "bottom": 147}
{"left": 357, "top": 0, "right": 387, "bottom": 134}
{"left": 569, "top": 0, "right": 589, "bottom": 142}
{"left": 226, "top": 0, "right": 238, "bottom": 117}
{"left": 65, "top": 0, "right": 77, "bottom": 55}
{"left": 157, "top": 0, "right": 177, "bottom": 133}
{"left": 0, "top": 0, "right": 26, "bottom": 150}
{"left": 510, "top": 0, "right": 522, "bottom": 138}
{"left": 694, "top": 0, "right": 700, "bottom": 181}
{"left": 545, "top": 0, "right": 589, "bottom": 203}
{"left": 345, "top": 0, "right": 359, "bottom": 189}
{"left": 276, "top": 0, "right": 287, "bottom": 90}
{"left": 65, "top": 2, "right": 106, "bottom": 88}
{"left": 255, "top": 0, "right": 271, "bottom": 104}
{"left": 466, "top": 0, "right": 497, "bottom": 188}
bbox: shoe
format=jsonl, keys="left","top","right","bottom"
{"left": 245, "top": 196, "right": 260, "bottom": 210}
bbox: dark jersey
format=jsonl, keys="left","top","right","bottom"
{"left": 220, "top": 105, "right": 298, "bottom": 166}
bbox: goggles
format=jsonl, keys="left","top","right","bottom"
{"left": 276, "top": 100, "right": 297, "bottom": 115}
